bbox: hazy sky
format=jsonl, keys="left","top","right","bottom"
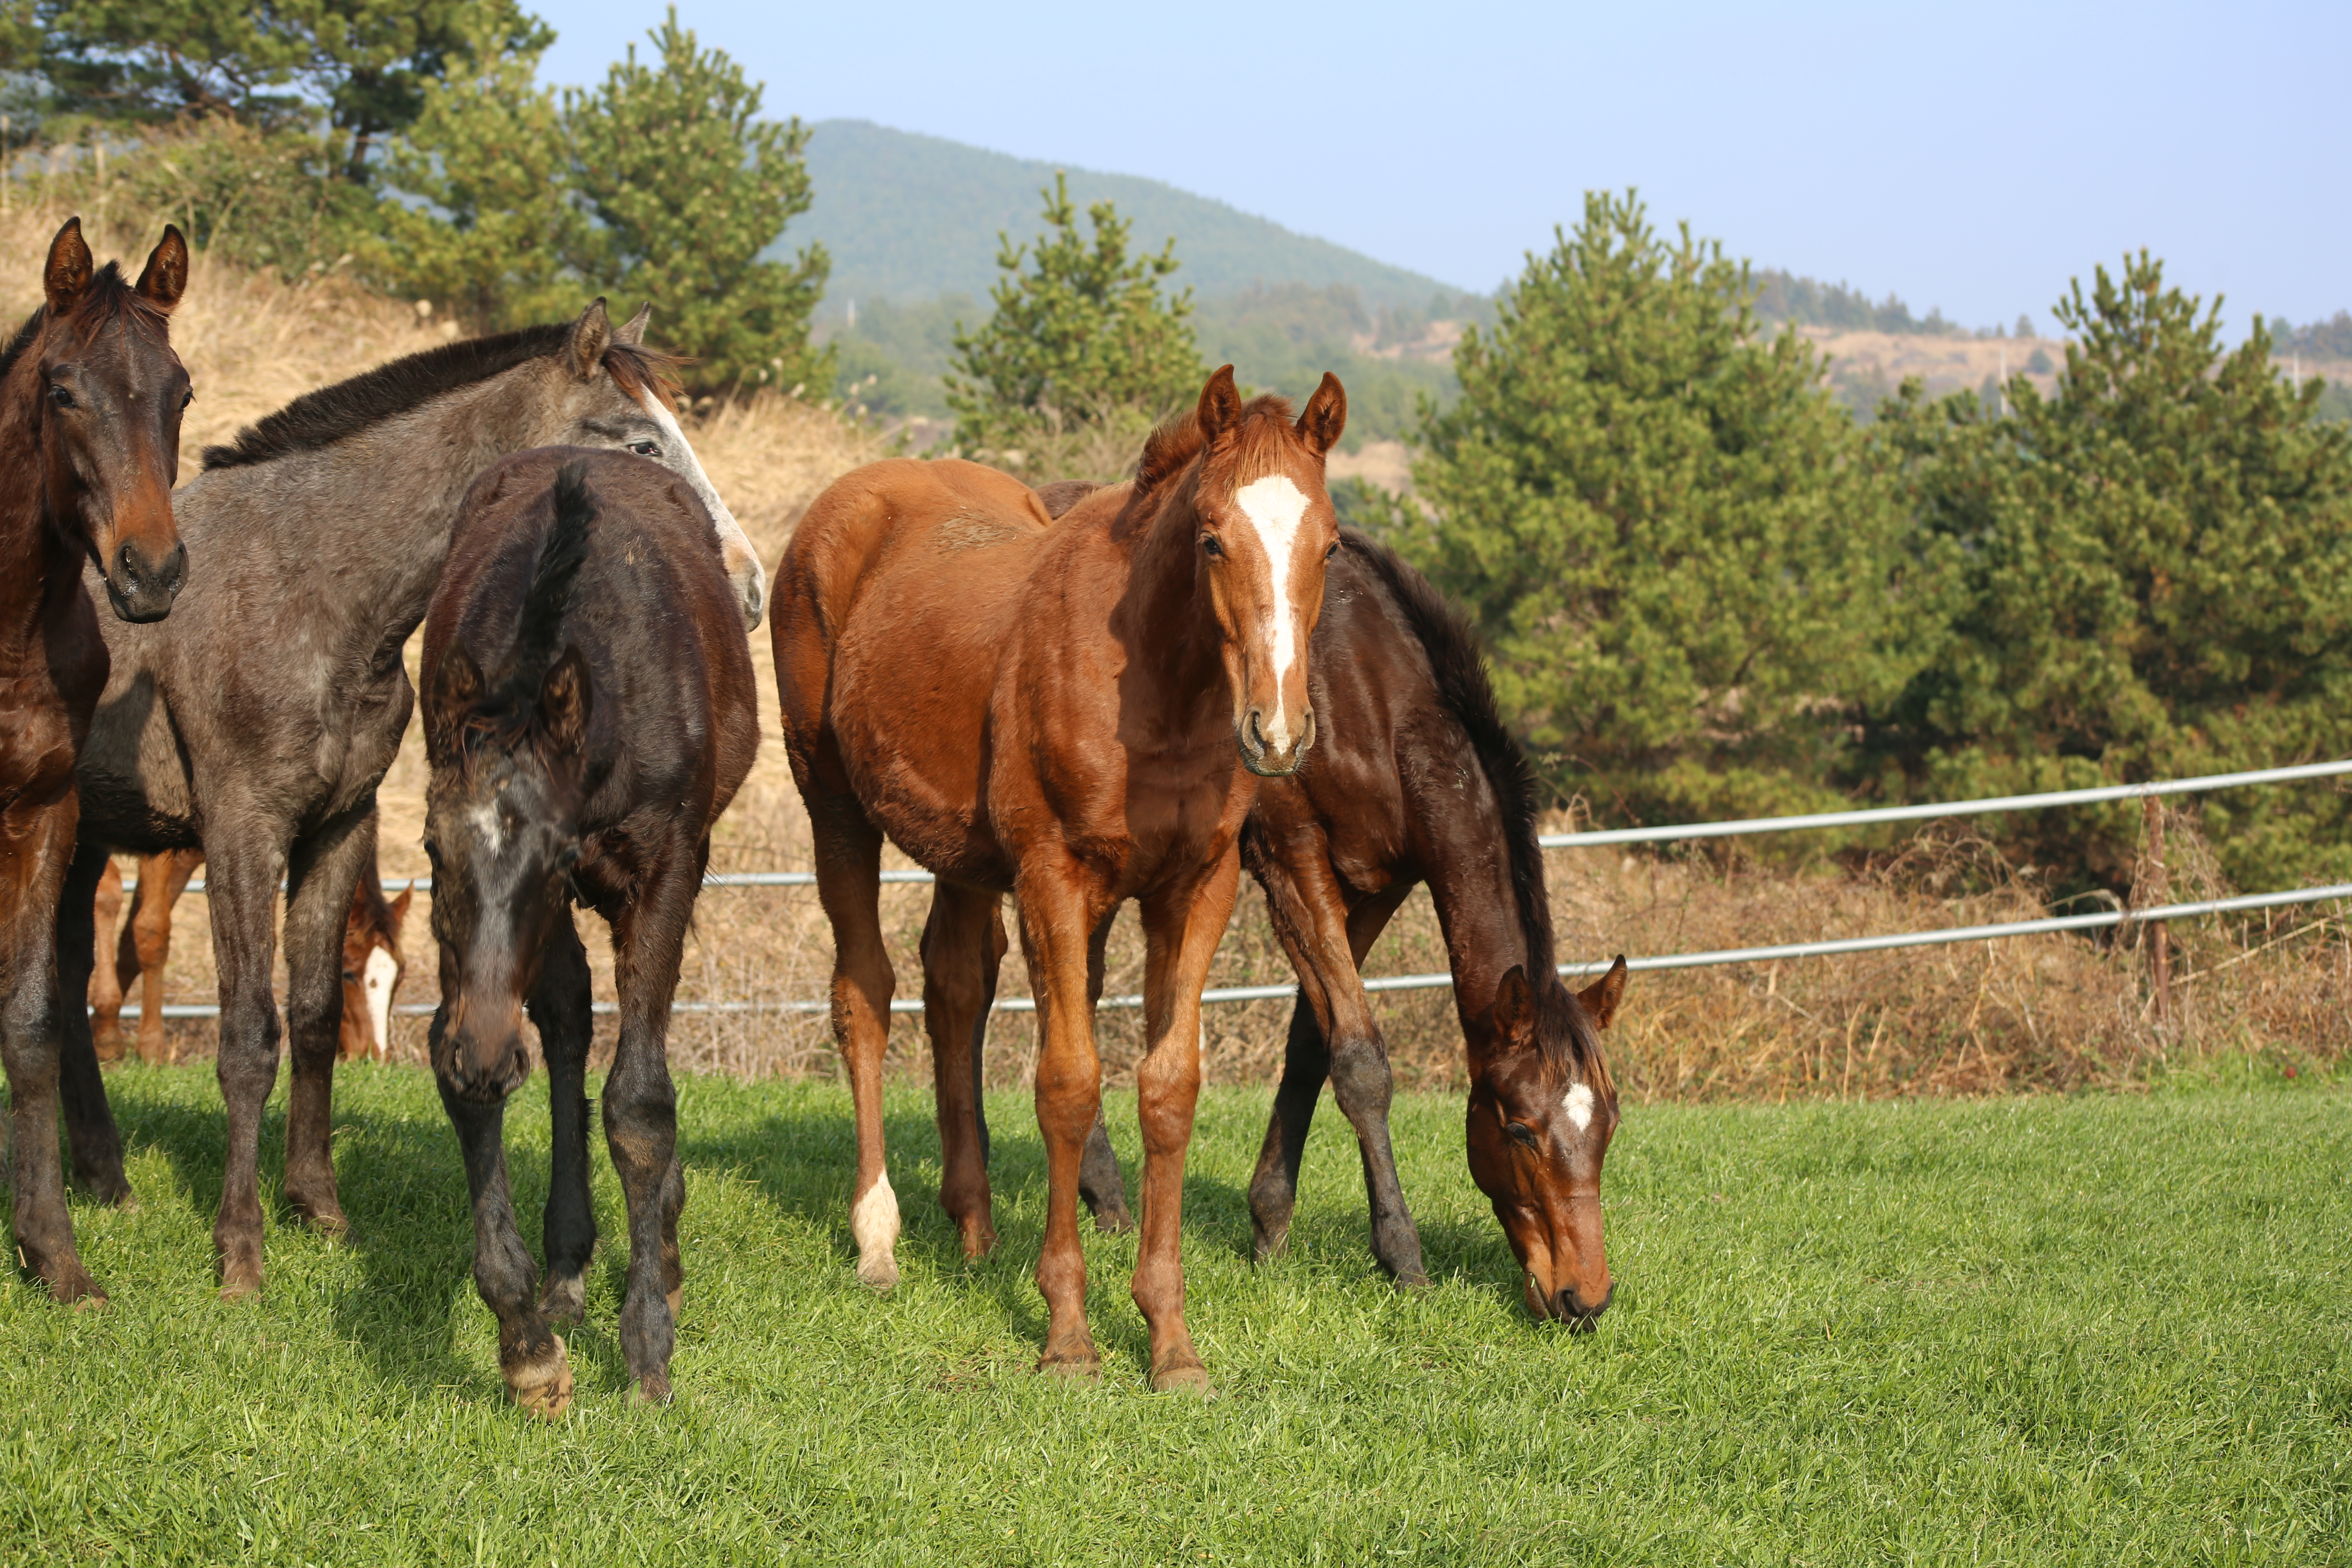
{"left": 542, "top": 1, "right": 2348, "bottom": 334}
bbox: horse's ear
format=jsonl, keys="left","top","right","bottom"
{"left": 135, "top": 225, "right": 189, "bottom": 314}
{"left": 45, "top": 217, "right": 93, "bottom": 316}
{"left": 615, "top": 302, "right": 652, "bottom": 346}
{"left": 1196, "top": 364, "right": 1243, "bottom": 445}
{"left": 428, "top": 645, "right": 484, "bottom": 755}
{"left": 1295, "top": 372, "right": 1346, "bottom": 456}
{"left": 539, "top": 646, "right": 592, "bottom": 757}
{"left": 1492, "top": 965, "right": 1537, "bottom": 1053}
{"left": 567, "top": 298, "right": 612, "bottom": 380}
{"left": 388, "top": 886, "right": 413, "bottom": 928}
{"left": 1576, "top": 955, "right": 1628, "bottom": 1031}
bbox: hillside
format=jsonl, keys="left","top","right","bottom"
{"left": 793, "top": 119, "right": 1473, "bottom": 313}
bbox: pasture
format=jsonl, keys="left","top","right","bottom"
{"left": 7, "top": 1063, "right": 2348, "bottom": 1564}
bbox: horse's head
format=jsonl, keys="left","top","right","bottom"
{"left": 1149, "top": 365, "right": 1346, "bottom": 777}
{"left": 33, "top": 218, "right": 191, "bottom": 622}
{"left": 422, "top": 639, "right": 591, "bottom": 1101}
{"left": 1465, "top": 958, "right": 1627, "bottom": 1327}
{"left": 532, "top": 298, "right": 765, "bottom": 630}
{"left": 339, "top": 882, "right": 411, "bottom": 1062}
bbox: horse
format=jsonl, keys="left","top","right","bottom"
{"left": 421, "top": 450, "right": 756, "bottom": 1414}
{"left": 775, "top": 365, "right": 1348, "bottom": 1392}
{"left": 85, "top": 849, "right": 408, "bottom": 1065}
{"left": 52, "top": 298, "right": 763, "bottom": 1299}
{"left": 0, "top": 217, "right": 190, "bottom": 1304}
{"left": 1039, "top": 503, "right": 1631, "bottom": 1323}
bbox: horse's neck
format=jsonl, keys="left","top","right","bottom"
{"left": 1414, "top": 715, "right": 1552, "bottom": 1019}
{"left": 0, "top": 374, "right": 73, "bottom": 665}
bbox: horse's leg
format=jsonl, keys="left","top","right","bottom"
{"left": 1129, "top": 849, "right": 1239, "bottom": 1395}
{"left": 1076, "top": 916, "right": 1134, "bottom": 1232}
{"left": 133, "top": 850, "right": 198, "bottom": 1067}
{"left": 602, "top": 832, "right": 699, "bottom": 1403}
{"left": 920, "top": 881, "right": 997, "bottom": 1260}
{"left": 279, "top": 809, "right": 376, "bottom": 1235}
{"left": 204, "top": 820, "right": 292, "bottom": 1297}
{"left": 432, "top": 1008, "right": 571, "bottom": 1419}
{"left": 88, "top": 858, "right": 125, "bottom": 1061}
{"left": 1018, "top": 864, "right": 1107, "bottom": 1379}
{"left": 53, "top": 841, "right": 129, "bottom": 1203}
{"left": 0, "top": 794, "right": 104, "bottom": 1303}
{"left": 809, "top": 795, "right": 899, "bottom": 1288}
{"left": 530, "top": 912, "right": 597, "bottom": 1324}
{"left": 974, "top": 898, "right": 1007, "bottom": 1167}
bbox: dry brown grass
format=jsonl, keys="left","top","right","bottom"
{"left": 25, "top": 203, "right": 2347, "bottom": 1101}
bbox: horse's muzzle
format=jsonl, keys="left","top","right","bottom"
{"left": 105, "top": 537, "right": 186, "bottom": 624}
{"left": 1238, "top": 705, "right": 1316, "bottom": 777}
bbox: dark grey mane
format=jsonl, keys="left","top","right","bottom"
{"left": 201, "top": 322, "right": 571, "bottom": 471}
{"left": 0, "top": 304, "right": 42, "bottom": 383}
{"left": 1338, "top": 528, "right": 1606, "bottom": 1082}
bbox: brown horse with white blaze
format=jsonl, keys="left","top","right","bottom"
{"left": 776, "top": 365, "right": 1347, "bottom": 1391}
{"left": 0, "top": 217, "right": 190, "bottom": 1303}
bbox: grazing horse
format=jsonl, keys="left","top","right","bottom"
{"left": 0, "top": 217, "right": 190, "bottom": 1304}
{"left": 86, "top": 849, "right": 408, "bottom": 1064}
{"left": 776, "top": 365, "right": 1347, "bottom": 1391}
{"left": 54, "top": 299, "right": 763, "bottom": 1299}
{"left": 1049, "top": 520, "right": 1630, "bottom": 1322}
{"left": 422, "top": 451, "right": 755, "bottom": 1413}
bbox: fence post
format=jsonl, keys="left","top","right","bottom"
{"left": 2144, "top": 797, "right": 2172, "bottom": 1027}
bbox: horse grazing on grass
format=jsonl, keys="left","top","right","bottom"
{"left": 0, "top": 217, "right": 190, "bottom": 1304}
{"left": 54, "top": 298, "right": 763, "bottom": 1300}
{"left": 422, "top": 451, "right": 755, "bottom": 1414}
{"left": 776, "top": 365, "right": 1347, "bottom": 1392}
{"left": 87, "top": 849, "right": 409, "bottom": 1064}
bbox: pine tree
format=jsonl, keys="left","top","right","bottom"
{"left": 565, "top": 7, "right": 829, "bottom": 398}
{"left": 1389, "top": 189, "right": 1923, "bottom": 824}
{"left": 945, "top": 173, "right": 1205, "bottom": 472}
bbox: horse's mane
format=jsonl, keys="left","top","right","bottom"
{"left": 497, "top": 460, "right": 595, "bottom": 714}
{"left": 200, "top": 323, "right": 684, "bottom": 472}
{"left": 0, "top": 304, "right": 43, "bottom": 385}
{"left": 1134, "top": 392, "right": 1302, "bottom": 495}
{"left": 1339, "top": 529, "right": 1609, "bottom": 1089}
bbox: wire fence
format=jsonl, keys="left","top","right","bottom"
{"left": 106, "top": 757, "right": 2352, "bottom": 1022}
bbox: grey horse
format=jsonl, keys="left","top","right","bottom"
{"left": 53, "top": 299, "right": 762, "bottom": 1298}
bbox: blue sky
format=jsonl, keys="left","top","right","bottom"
{"left": 541, "top": 1, "right": 2348, "bottom": 334}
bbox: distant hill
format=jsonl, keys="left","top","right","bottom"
{"left": 792, "top": 120, "right": 1472, "bottom": 313}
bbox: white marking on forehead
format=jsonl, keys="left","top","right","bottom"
{"left": 467, "top": 801, "right": 504, "bottom": 854}
{"left": 632, "top": 385, "right": 766, "bottom": 628}
{"left": 1563, "top": 1081, "right": 1595, "bottom": 1133}
{"left": 1233, "top": 474, "right": 1310, "bottom": 748}
{"left": 361, "top": 946, "right": 399, "bottom": 1056}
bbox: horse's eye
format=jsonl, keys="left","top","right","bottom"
{"left": 1506, "top": 1121, "right": 1539, "bottom": 1148}
{"left": 1325, "top": 541, "right": 1339, "bottom": 560}
{"left": 341, "top": 969, "right": 358, "bottom": 983}
{"left": 627, "top": 440, "right": 659, "bottom": 457}
{"left": 1199, "top": 535, "right": 1223, "bottom": 559}
{"left": 47, "top": 384, "right": 74, "bottom": 409}
{"left": 181, "top": 388, "right": 195, "bottom": 410}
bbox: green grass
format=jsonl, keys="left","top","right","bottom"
{"left": 6, "top": 1066, "right": 2351, "bottom": 1564}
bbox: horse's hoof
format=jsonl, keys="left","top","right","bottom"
{"left": 47, "top": 1266, "right": 107, "bottom": 1309}
{"left": 666, "top": 1286, "right": 682, "bottom": 1323}
{"left": 1251, "top": 1226, "right": 1290, "bottom": 1264}
{"left": 300, "top": 1209, "right": 349, "bottom": 1240}
{"left": 508, "top": 1335, "right": 574, "bottom": 1420}
{"left": 1091, "top": 1206, "right": 1135, "bottom": 1236}
{"left": 1036, "top": 1352, "right": 1102, "bottom": 1383}
{"left": 1390, "top": 1268, "right": 1432, "bottom": 1292}
{"left": 958, "top": 1218, "right": 997, "bottom": 1261}
{"left": 76, "top": 1172, "right": 134, "bottom": 1209}
{"left": 539, "top": 1276, "right": 586, "bottom": 1326}
{"left": 218, "top": 1255, "right": 263, "bottom": 1302}
{"left": 855, "top": 1253, "right": 900, "bottom": 1292}
{"left": 631, "top": 1372, "right": 673, "bottom": 1408}
{"left": 1149, "top": 1362, "right": 1215, "bottom": 1399}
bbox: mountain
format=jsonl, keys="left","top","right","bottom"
{"left": 791, "top": 119, "right": 1470, "bottom": 312}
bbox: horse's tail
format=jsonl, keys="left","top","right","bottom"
{"left": 500, "top": 459, "right": 595, "bottom": 709}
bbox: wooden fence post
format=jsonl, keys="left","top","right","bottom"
{"left": 2145, "top": 796, "right": 2172, "bottom": 1027}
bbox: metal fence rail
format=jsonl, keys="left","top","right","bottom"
{"left": 106, "top": 759, "right": 2352, "bottom": 1021}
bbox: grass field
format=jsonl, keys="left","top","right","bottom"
{"left": 6, "top": 1065, "right": 2350, "bottom": 1564}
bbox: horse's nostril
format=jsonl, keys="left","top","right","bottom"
{"left": 1244, "top": 709, "right": 1265, "bottom": 754}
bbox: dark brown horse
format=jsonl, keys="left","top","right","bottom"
{"left": 776, "top": 365, "right": 1347, "bottom": 1392}
{"left": 1039, "top": 490, "right": 1631, "bottom": 1324}
{"left": 0, "top": 217, "right": 189, "bottom": 1303}
{"left": 422, "top": 450, "right": 756, "bottom": 1413}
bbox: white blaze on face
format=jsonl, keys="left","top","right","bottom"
{"left": 1564, "top": 1080, "right": 1595, "bottom": 1134}
{"left": 1232, "top": 474, "right": 1310, "bottom": 749}
{"left": 632, "top": 385, "right": 767, "bottom": 630}
{"left": 362, "top": 945, "right": 400, "bottom": 1059}
{"left": 468, "top": 801, "right": 505, "bottom": 855}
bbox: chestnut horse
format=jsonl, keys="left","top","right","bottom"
{"left": 422, "top": 451, "right": 755, "bottom": 1413}
{"left": 0, "top": 217, "right": 190, "bottom": 1303}
{"left": 87, "top": 850, "right": 409, "bottom": 1063}
{"left": 776, "top": 365, "right": 1347, "bottom": 1392}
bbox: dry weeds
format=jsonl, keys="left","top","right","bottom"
{"left": 18, "top": 203, "right": 2346, "bottom": 1102}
